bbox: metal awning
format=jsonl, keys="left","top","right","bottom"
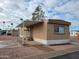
{"left": 17, "top": 20, "right": 43, "bottom": 27}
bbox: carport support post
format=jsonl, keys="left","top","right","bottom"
{"left": 21, "top": 18, "right": 27, "bottom": 45}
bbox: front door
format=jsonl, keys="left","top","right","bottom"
{"left": 26, "top": 28, "right": 33, "bottom": 41}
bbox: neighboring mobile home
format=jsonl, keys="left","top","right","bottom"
{"left": 70, "top": 30, "right": 79, "bottom": 40}
{"left": 6, "top": 29, "right": 19, "bottom": 36}
{"left": 17, "top": 19, "right": 71, "bottom": 45}
{"left": 70, "top": 30, "right": 79, "bottom": 37}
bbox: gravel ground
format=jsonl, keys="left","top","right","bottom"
{"left": 0, "top": 36, "right": 78, "bottom": 59}
{"left": 0, "top": 46, "right": 44, "bottom": 59}
{"left": 0, "top": 35, "right": 18, "bottom": 41}
{"left": 0, "top": 44, "right": 78, "bottom": 59}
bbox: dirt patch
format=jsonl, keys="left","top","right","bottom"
{"left": 33, "top": 45, "right": 54, "bottom": 52}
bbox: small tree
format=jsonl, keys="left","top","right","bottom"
{"left": 32, "top": 13, "right": 37, "bottom": 21}
{"left": 32, "top": 5, "right": 45, "bottom": 21}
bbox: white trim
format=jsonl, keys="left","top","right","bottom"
{"left": 34, "top": 38, "right": 70, "bottom": 45}
{"left": 47, "top": 39, "right": 70, "bottom": 45}
{"left": 19, "top": 35, "right": 23, "bottom": 37}
{"left": 34, "top": 38, "right": 47, "bottom": 44}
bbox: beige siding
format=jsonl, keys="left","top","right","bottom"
{"left": 65, "top": 26, "right": 70, "bottom": 39}
{"left": 47, "top": 24, "right": 70, "bottom": 40}
{"left": 32, "top": 22, "right": 47, "bottom": 40}
{"left": 19, "top": 21, "right": 70, "bottom": 41}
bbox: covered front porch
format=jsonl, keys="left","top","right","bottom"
{"left": 17, "top": 20, "right": 43, "bottom": 45}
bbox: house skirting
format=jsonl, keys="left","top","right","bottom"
{"left": 34, "top": 38, "right": 70, "bottom": 45}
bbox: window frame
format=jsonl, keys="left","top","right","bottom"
{"left": 54, "top": 25, "right": 65, "bottom": 35}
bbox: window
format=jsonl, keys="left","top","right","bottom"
{"left": 54, "top": 25, "right": 65, "bottom": 34}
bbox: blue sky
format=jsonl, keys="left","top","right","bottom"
{"left": 0, "top": 0, "right": 79, "bottom": 30}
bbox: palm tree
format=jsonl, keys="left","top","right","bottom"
{"left": 11, "top": 23, "right": 13, "bottom": 30}
{"left": 11, "top": 23, "right": 13, "bottom": 36}
{"left": 11, "top": 23, "right": 13, "bottom": 26}
{"left": 20, "top": 18, "right": 23, "bottom": 21}
{"left": 20, "top": 18, "right": 24, "bottom": 27}
{"left": 3, "top": 21, "right": 5, "bottom": 30}
{"left": 8, "top": 25, "right": 10, "bottom": 30}
{"left": 3, "top": 21, "right": 5, "bottom": 23}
